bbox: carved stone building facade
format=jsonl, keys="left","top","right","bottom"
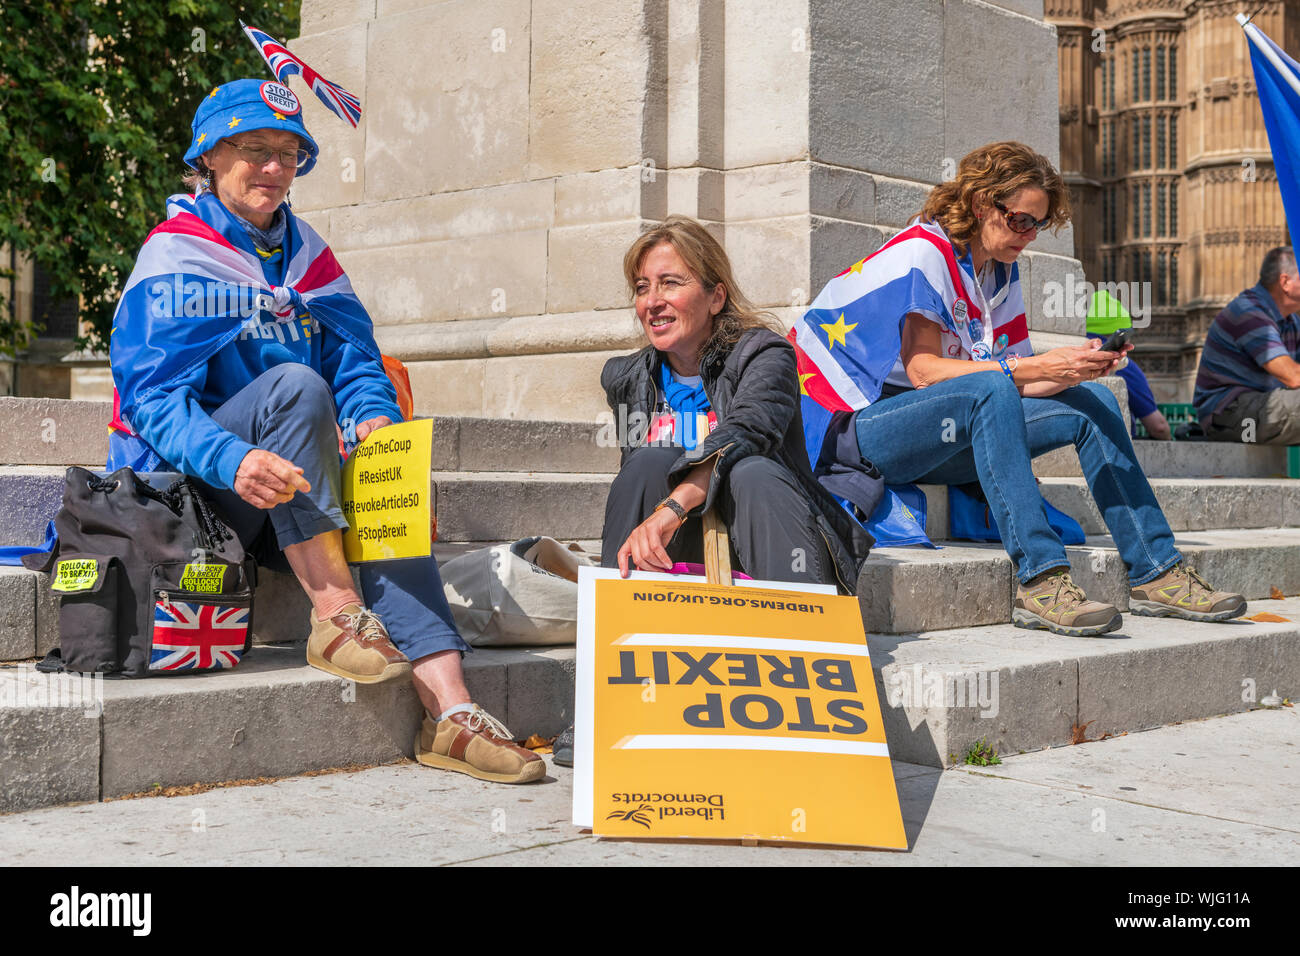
{"left": 290, "top": 0, "right": 1084, "bottom": 422}
{"left": 1050, "top": 0, "right": 1298, "bottom": 403}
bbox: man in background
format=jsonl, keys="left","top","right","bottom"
{"left": 1194, "top": 246, "right": 1300, "bottom": 444}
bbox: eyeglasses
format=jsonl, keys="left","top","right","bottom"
{"left": 993, "top": 200, "right": 1051, "bottom": 235}
{"left": 222, "top": 140, "right": 310, "bottom": 169}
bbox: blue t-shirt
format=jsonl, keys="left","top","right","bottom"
{"left": 1086, "top": 333, "right": 1157, "bottom": 421}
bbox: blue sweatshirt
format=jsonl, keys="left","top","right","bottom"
{"left": 125, "top": 193, "right": 403, "bottom": 489}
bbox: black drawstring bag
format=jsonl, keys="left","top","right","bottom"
{"left": 24, "top": 467, "right": 256, "bottom": 677}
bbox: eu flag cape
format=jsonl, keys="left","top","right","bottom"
{"left": 790, "top": 220, "right": 1077, "bottom": 548}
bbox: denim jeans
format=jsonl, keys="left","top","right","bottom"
{"left": 853, "top": 371, "right": 1181, "bottom": 586}
{"left": 198, "top": 364, "right": 470, "bottom": 660}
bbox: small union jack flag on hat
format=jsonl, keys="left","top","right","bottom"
{"left": 240, "top": 20, "right": 363, "bottom": 127}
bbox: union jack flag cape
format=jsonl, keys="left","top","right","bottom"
{"left": 108, "top": 191, "right": 386, "bottom": 466}
{"left": 789, "top": 220, "right": 1032, "bottom": 468}
{"left": 241, "top": 21, "right": 363, "bottom": 127}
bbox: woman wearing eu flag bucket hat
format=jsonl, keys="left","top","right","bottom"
{"left": 107, "top": 78, "right": 543, "bottom": 784}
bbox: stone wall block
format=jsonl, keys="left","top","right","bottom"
{"left": 943, "top": 0, "right": 1060, "bottom": 167}
{"left": 810, "top": 217, "right": 887, "bottom": 300}
{"left": 289, "top": 25, "right": 370, "bottom": 211}
{"left": 547, "top": 221, "right": 650, "bottom": 315}
{"left": 722, "top": 215, "right": 814, "bottom": 311}
{"left": 724, "top": 163, "right": 812, "bottom": 222}
{"left": 330, "top": 180, "right": 554, "bottom": 253}
{"left": 810, "top": 0, "right": 944, "bottom": 181}
{"left": 341, "top": 229, "right": 548, "bottom": 326}
{"left": 301, "top": 0, "right": 376, "bottom": 35}
{"left": 1021, "top": 251, "right": 1087, "bottom": 337}
{"left": 528, "top": 0, "right": 659, "bottom": 179}
{"left": 723, "top": 0, "right": 811, "bottom": 169}
{"left": 366, "top": 0, "right": 531, "bottom": 201}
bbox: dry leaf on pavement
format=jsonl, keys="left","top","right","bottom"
{"left": 522, "top": 733, "right": 555, "bottom": 753}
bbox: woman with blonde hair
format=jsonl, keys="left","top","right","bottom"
{"left": 600, "top": 215, "right": 871, "bottom": 593}
{"left": 795, "top": 141, "right": 1244, "bottom": 636}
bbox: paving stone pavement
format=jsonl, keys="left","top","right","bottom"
{"left": 1, "top": 707, "right": 1295, "bottom": 866}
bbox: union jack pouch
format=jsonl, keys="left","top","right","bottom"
{"left": 25, "top": 468, "right": 255, "bottom": 677}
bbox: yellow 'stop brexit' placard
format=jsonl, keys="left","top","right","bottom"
{"left": 576, "top": 568, "right": 907, "bottom": 850}
{"left": 341, "top": 418, "right": 434, "bottom": 563}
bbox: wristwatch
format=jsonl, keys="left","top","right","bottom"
{"left": 654, "top": 496, "right": 688, "bottom": 523}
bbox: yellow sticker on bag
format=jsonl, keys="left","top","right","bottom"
{"left": 180, "top": 563, "right": 227, "bottom": 593}
{"left": 53, "top": 559, "right": 100, "bottom": 592}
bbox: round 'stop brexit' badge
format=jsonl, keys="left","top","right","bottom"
{"left": 952, "top": 299, "right": 968, "bottom": 325}
{"left": 260, "top": 81, "right": 301, "bottom": 115}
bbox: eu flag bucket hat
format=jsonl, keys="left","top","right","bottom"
{"left": 184, "top": 78, "right": 319, "bottom": 176}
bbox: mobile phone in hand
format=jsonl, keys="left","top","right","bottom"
{"left": 1098, "top": 328, "right": 1130, "bottom": 352}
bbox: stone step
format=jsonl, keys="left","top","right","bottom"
{"left": 0, "top": 643, "right": 576, "bottom": 813}
{"left": 858, "top": 527, "right": 1300, "bottom": 634}
{"left": 9, "top": 480, "right": 1300, "bottom": 655}
{"left": 0, "top": 398, "right": 113, "bottom": 467}
{"left": 0, "top": 466, "right": 618, "bottom": 549}
{"left": 8, "top": 461, "right": 1291, "bottom": 553}
{"left": 5, "top": 597, "right": 1296, "bottom": 811}
{"left": 873, "top": 595, "right": 1300, "bottom": 768}
{"left": 1031, "top": 440, "right": 1292, "bottom": 479}
{"left": 0, "top": 466, "right": 66, "bottom": 550}
{"left": 424, "top": 471, "right": 1300, "bottom": 546}
{"left": 911, "top": 476, "right": 1300, "bottom": 540}
{"left": 0, "top": 397, "right": 1288, "bottom": 479}
{"left": 1036, "top": 477, "right": 1300, "bottom": 534}
{"left": 0, "top": 398, "right": 620, "bottom": 474}
{"left": 0, "top": 563, "right": 336, "bottom": 664}
{"left": 430, "top": 471, "right": 612, "bottom": 542}
{"left": 0, "top": 540, "right": 597, "bottom": 663}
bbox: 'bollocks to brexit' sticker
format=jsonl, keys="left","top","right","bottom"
{"left": 180, "top": 563, "right": 227, "bottom": 593}
{"left": 53, "top": 559, "right": 100, "bottom": 592}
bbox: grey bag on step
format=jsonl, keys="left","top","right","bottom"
{"left": 440, "top": 536, "right": 595, "bottom": 646}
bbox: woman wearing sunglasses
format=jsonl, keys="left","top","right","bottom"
{"left": 814, "top": 141, "right": 1244, "bottom": 635}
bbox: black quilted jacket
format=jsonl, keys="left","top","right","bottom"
{"left": 600, "top": 327, "right": 873, "bottom": 594}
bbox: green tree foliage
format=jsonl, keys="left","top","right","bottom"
{"left": 0, "top": 1, "right": 300, "bottom": 353}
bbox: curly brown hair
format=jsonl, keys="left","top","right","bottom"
{"left": 622, "top": 216, "right": 781, "bottom": 363}
{"left": 919, "top": 141, "right": 1071, "bottom": 256}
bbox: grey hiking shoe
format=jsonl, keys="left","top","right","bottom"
{"left": 552, "top": 725, "right": 574, "bottom": 768}
{"left": 1013, "top": 568, "right": 1122, "bottom": 637}
{"left": 1130, "top": 564, "right": 1246, "bottom": 622}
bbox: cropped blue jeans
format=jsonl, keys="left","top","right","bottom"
{"left": 853, "top": 372, "right": 1182, "bottom": 586}
{"left": 196, "top": 364, "right": 470, "bottom": 659}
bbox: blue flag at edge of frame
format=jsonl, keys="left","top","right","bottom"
{"left": 1242, "top": 16, "right": 1300, "bottom": 247}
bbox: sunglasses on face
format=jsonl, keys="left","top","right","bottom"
{"left": 992, "top": 200, "right": 1051, "bottom": 235}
